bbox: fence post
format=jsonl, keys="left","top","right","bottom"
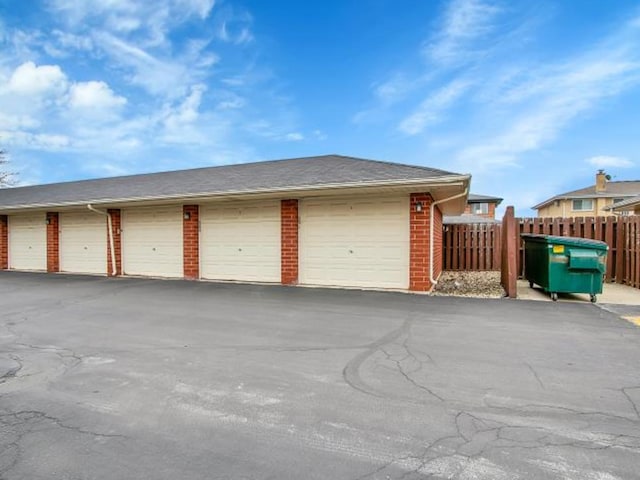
{"left": 501, "top": 206, "right": 517, "bottom": 298}
{"left": 616, "top": 218, "right": 625, "bottom": 284}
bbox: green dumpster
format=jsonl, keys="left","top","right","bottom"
{"left": 521, "top": 234, "right": 608, "bottom": 302}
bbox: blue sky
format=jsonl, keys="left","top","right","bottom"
{"left": 1, "top": 0, "right": 639, "bottom": 216}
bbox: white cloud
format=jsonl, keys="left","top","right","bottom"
{"left": 0, "top": 112, "right": 40, "bottom": 130}
{"left": 48, "top": 0, "right": 216, "bottom": 47}
{"left": 425, "top": 0, "right": 502, "bottom": 64}
{"left": 313, "top": 130, "right": 327, "bottom": 141}
{"left": 284, "top": 132, "right": 304, "bottom": 141}
{"left": 0, "top": 0, "right": 300, "bottom": 182}
{"left": 160, "top": 84, "right": 210, "bottom": 143}
{"left": 217, "top": 9, "right": 253, "bottom": 45}
{"left": 95, "top": 33, "right": 194, "bottom": 97}
{"left": 398, "top": 78, "right": 471, "bottom": 135}
{"left": 215, "top": 91, "right": 245, "bottom": 110}
{"left": 69, "top": 81, "right": 127, "bottom": 109}
{"left": 456, "top": 40, "right": 640, "bottom": 169}
{"left": 8, "top": 61, "right": 68, "bottom": 96}
{"left": 1, "top": 130, "right": 70, "bottom": 150}
{"left": 586, "top": 155, "right": 634, "bottom": 168}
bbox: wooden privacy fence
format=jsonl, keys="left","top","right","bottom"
{"left": 442, "top": 223, "right": 501, "bottom": 271}
{"left": 517, "top": 216, "right": 640, "bottom": 288}
{"left": 442, "top": 214, "right": 640, "bottom": 289}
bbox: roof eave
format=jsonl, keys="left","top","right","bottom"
{"left": 0, "top": 174, "right": 471, "bottom": 213}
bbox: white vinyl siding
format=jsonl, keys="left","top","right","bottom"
{"left": 8, "top": 214, "right": 47, "bottom": 271}
{"left": 59, "top": 212, "right": 108, "bottom": 275}
{"left": 200, "top": 201, "right": 281, "bottom": 282}
{"left": 122, "top": 206, "right": 183, "bottom": 278}
{"left": 299, "top": 195, "right": 409, "bottom": 289}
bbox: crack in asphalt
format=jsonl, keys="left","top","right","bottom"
{"left": 342, "top": 313, "right": 446, "bottom": 403}
{"left": 0, "top": 410, "right": 124, "bottom": 439}
{"left": 621, "top": 387, "right": 640, "bottom": 420}
{"left": 379, "top": 346, "right": 444, "bottom": 402}
{"left": 0, "top": 409, "right": 125, "bottom": 478}
{"left": 342, "top": 315, "right": 415, "bottom": 399}
{"left": 524, "top": 362, "right": 546, "bottom": 390}
{"left": 353, "top": 404, "right": 640, "bottom": 480}
{"left": 484, "top": 400, "right": 640, "bottom": 424}
{"left": 0, "top": 355, "right": 23, "bottom": 384}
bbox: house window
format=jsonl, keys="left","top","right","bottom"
{"left": 473, "top": 203, "right": 489, "bottom": 214}
{"left": 572, "top": 199, "right": 593, "bottom": 211}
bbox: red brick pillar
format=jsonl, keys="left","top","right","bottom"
{"left": 107, "top": 209, "right": 122, "bottom": 276}
{"left": 0, "top": 215, "right": 7, "bottom": 270}
{"left": 46, "top": 212, "right": 59, "bottom": 273}
{"left": 281, "top": 199, "right": 299, "bottom": 285}
{"left": 409, "top": 193, "right": 434, "bottom": 292}
{"left": 183, "top": 205, "right": 199, "bottom": 280}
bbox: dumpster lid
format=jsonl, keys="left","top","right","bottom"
{"left": 521, "top": 234, "right": 608, "bottom": 250}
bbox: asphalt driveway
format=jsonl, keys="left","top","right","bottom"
{"left": 1, "top": 272, "right": 640, "bottom": 480}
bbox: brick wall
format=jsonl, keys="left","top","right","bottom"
{"left": 488, "top": 203, "right": 496, "bottom": 219}
{"left": 107, "top": 209, "right": 122, "bottom": 276}
{"left": 46, "top": 212, "right": 59, "bottom": 273}
{"left": 281, "top": 199, "right": 299, "bottom": 284}
{"left": 409, "top": 193, "right": 434, "bottom": 292}
{"left": 183, "top": 205, "right": 199, "bottom": 279}
{"left": 0, "top": 215, "right": 7, "bottom": 270}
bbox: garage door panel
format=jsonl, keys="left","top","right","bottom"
{"left": 59, "top": 212, "right": 107, "bottom": 275}
{"left": 8, "top": 214, "right": 47, "bottom": 271}
{"left": 300, "top": 196, "right": 409, "bottom": 289}
{"left": 122, "top": 207, "right": 183, "bottom": 278}
{"left": 201, "top": 201, "right": 280, "bottom": 282}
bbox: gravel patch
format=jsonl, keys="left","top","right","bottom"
{"left": 433, "top": 271, "right": 505, "bottom": 298}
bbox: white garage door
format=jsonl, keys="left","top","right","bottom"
{"left": 300, "top": 195, "right": 409, "bottom": 289}
{"left": 59, "top": 212, "right": 107, "bottom": 275}
{"left": 201, "top": 201, "right": 280, "bottom": 282}
{"left": 8, "top": 213, "right": 47, "bottom": 271}
{"left": 122, "top": 206, "right": 183, "bottom": 278}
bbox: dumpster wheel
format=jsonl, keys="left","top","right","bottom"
{"left": 590, "top": 294, "right": 597, "bottom": 303}
{"left": 551, "top": 292, "right": 558, "bottom": 301}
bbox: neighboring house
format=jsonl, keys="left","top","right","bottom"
{"left": 608, "top": 195, "right": 640, "bottom": 215}
{"left": 463, "top": 194, "right": 503, "bottom": 219}
{"left": 0, "top": 155, "right": 470, "bottom": 292}
{"left": 443, "top": 193, "right": 502, "bottom": 224}
{"left": 533, "top": 170, "right": 640, "bottom": 218}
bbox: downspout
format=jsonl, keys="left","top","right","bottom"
{"left": 87, "top": 204, "right": 117, "bottom": 276}
{"left": 429, "top": 188, "right": 469, "bottom": 287}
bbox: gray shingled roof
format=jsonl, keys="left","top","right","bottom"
{"left": 607, "top": 195, "right": 640, "bottom": 211}
{"left": 0, "top": 154, "right": 465, "bottom": 210}
{"left": 533, "top": 180, "right": 640, "bottom": 209}
{"left": 467, "top": 193, "right": 503, "bottom": 204}
{"left": 443, "top": 214, "right": 500, "bottom": 225}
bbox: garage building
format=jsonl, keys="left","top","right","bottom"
{"left": 0, "top": 155, "right": 470, "bottom": 292}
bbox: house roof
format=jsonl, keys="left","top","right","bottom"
{"left": 607, "top": 195, "right": 640, "bottom": 211}
{"left": 467, "top": 193, "right": 503, "bottom": 204}
{"left": 0, "top": 154, "right": 470, "bottom": 212}
{"left": 443, "top": 214, "right": 500, "bottom": 225}
{"left": 533, "top": 181, "right": 640, "bottom": 210}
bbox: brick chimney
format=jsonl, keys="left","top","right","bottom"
{"left": 595, "top": 170, "right": 607, "bottom": 193}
